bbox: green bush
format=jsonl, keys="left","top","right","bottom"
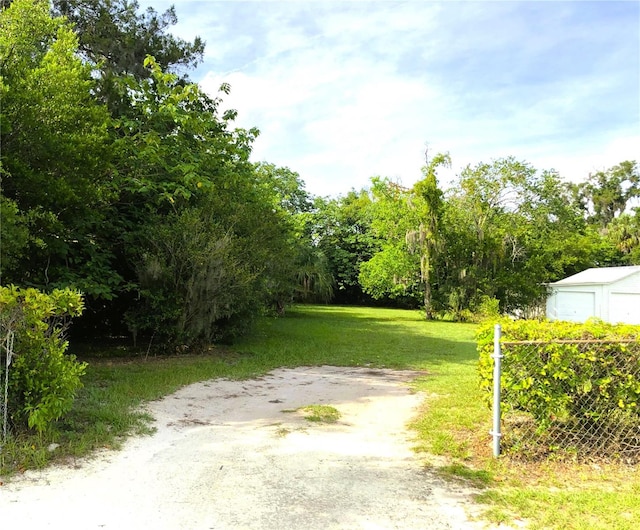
{"left": 472, "top": 295, "right": 501, "bottom": 322}
{"left": 1, "top": 286, "right": 86, "bottom": 433}
{"left": 126, "top": 209, "right": 263, "bottom": 349}
{"left": 478, "top": 319, "right": 640, "bottom": 432}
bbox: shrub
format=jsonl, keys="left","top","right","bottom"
{"left": 125, "top": 210, "right": 262, "bottom": 349}
{"left": 478, "top": 319, "right": 640, "bottom": 432}
{"left": 472, "top": 295, "right": 501, "bottom": 322}
{"left": 1, "top": 286, "right": 86, "bottom": 433}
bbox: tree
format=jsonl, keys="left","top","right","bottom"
{"left": 604, "top": 210, "right": 640, "bottom": 265}
{"left": 127, "top": 209, "right": 262, "bottom": 346}
{"left": 359, "top": 178, "right": 419, "bottom": 306}
{"left": 314, "top": 191, "right": 381, "bottom": 304}
{"left": 359, "top": 153, "right": 450, "bottom": 317}
{"left": 252, "top": 163, "right": 335, "bottom": 310}
{"left": 0, "top": 196, "right": 29, "bottom": 281}
{"left": 52, "top": 0, "right": 204, "bottom": 113}
{"left": 442, "top": 158, "right": 595, "bottom": 315}
{"left": 572, "top": 161, "right": 639, "bottom": 227}
{"left": 254, "top": 162, "right": 313, "bottom": 215}
{"left": 406, "top": 152, "right": 449, "bottom": 318}
{"left": 0, "top": 0, "right": 116, "bottom": 297}
{"left": 2, "top": 0, "right": 312, "bottom": 346}
{"left": 111, "top": 58, "right": 305, "bottom": 344}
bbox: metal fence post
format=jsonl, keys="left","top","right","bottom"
{"left": 491, "top": 324, "right": 502, "bottom": 457}
{"left": 2, "top": 331, "right": 14, "bottom": 447}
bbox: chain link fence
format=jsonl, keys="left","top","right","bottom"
{"left": 492, "top": 329, "right": 640, "bottom": 463}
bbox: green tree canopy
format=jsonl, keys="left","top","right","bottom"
{"left": 604, "top": 210, "right": 640, "bottom": 265}
{"left": 0, "top": 0, "right": 115, "bottom": 296}
{"left": 314, "top": 190, "right": 380, "bottom": 304}
{"left": 359, "top": 152, "right": 451, "bottom": 317}
{"left": 572, "top": 161, "right": 639, "bottom": 227}
{"left": 52, "top": 0, "right": 205, "bottom": 113}
{"left": 442, "top": 158, "right": 595, "bottom": 314}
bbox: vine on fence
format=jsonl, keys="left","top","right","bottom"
{"left": 478, "top": 319, "right": 640, "bottom": 461}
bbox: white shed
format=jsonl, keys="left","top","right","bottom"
{"left": 546, "top": 266, "right": 640, "bottom": 324}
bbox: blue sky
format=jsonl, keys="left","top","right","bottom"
{"left": 139, "top": 0, "right": 639, "bottom": 198}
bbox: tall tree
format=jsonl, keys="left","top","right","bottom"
{"left": 359, "top": 178, "right": 420, "bottom": 306}
{"left": 1, "top": 0, "right": 311, "bottom": 345}
{"left": 572, "top": 161, "right": 639, "bottom": 227}
{"left": 603, "top": 210, "right": 640, "bottom": 265}
{"left": 52, "top": 0, "right": 205, "bottom": 113}
{"left": 254, "top": 162, "right": 313, "bottom": 215}
{"left": 0, "top": 0, "right": 114, "bottom": 295}
{"left": 359, "top": 153, "right": 450, "bottom": 316}
{"left": 442, "top": 158, "right": 594, "bottom": 314}
{"left": 314, "top": 190, "right": 380, "bottom": 305}
{"left": 111, "top": 58, "right": 304, "bottom": 344}
{"left": 407, "top": 152, "right": 449, "bottom": 318}
{"left": 252, "top": 163, "right": 329, "bottom": 311}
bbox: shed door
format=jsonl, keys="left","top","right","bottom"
{"left": 609, "top": 293, "right": 640, "bottom": 325}
{"left": 556, "top": 291, "right": 596, "bottom": 322}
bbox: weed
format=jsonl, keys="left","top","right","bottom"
{"left": 274, "top": 427, "right": 291, "bottom": 438}
{"left": 298, "top": 405, "right": 341, "bottom": 424}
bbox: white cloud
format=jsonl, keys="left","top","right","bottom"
{"left": 139, "top": 0, "right": 639, "bottom": 197}
{"left": 536, "top": 134, "right": 640, "bottom": 182}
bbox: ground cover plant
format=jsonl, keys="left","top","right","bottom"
{"left": 294, "top": 405, "right": 342, "bottom": 424}
{"left": 1, "top": 305, "right": 638, "bottom": 529}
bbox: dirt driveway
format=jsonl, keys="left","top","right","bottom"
{"left": 0, "top": 366, "right": 494, "bottom": 529}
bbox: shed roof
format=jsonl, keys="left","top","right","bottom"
{"left": 549, "top": 266, "right": 640, "bottom": 286}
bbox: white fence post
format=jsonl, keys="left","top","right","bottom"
{"left": 491, "top": 323, "right": 502, "bottom": 458}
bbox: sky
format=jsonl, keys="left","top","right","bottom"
{"left": 138, "top": 0, "right": 640, "bottom": 198}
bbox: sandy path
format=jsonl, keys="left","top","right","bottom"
{"left": 0, "top": 366, "right": 491, "bottom": 529}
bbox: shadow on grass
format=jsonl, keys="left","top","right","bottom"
{"left": 437, "top": 462, "right": 495, "bottom": 488}
{"left": 233, "top": 304, "right": 479, "bottom": 371}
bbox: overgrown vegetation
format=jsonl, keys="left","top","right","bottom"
{"left": 0, "top": 0, "right": 324, "bottom": 350}
{"left": 0, "top": 1, "right": 638, "bottom": 524}
{"left": 1, "top": 2, "right": 639, "bottom": 523}
{"left": 477, "top": 319, "right": 640, "bottom": 461}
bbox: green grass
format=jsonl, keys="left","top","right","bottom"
{"left": 1, "top": 304, "right": 638, "bottom": 529}
{"left": 232, "top": 304, "right": 478, "bottom": 370}
{"left": 478, "top": 483, "right": 640, "bottom": 530}
{"left": 296, "top": 404, "right": 342, "bottom": 423}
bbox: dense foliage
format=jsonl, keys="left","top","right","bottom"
{"left": 1, "top": 0, "right": 308, "bottom": 348}
{"left": 321, "top": 156, "right": 638, "bottom": 318}
{"left": 477, "top": 319, "right": 640, "bottom": 454}
{"left": 0, "top": 0, "right": 638, "bottom": 443}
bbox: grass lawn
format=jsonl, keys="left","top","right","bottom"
{"left": 2, "top": 304, "right": 638, "bottom": 528}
